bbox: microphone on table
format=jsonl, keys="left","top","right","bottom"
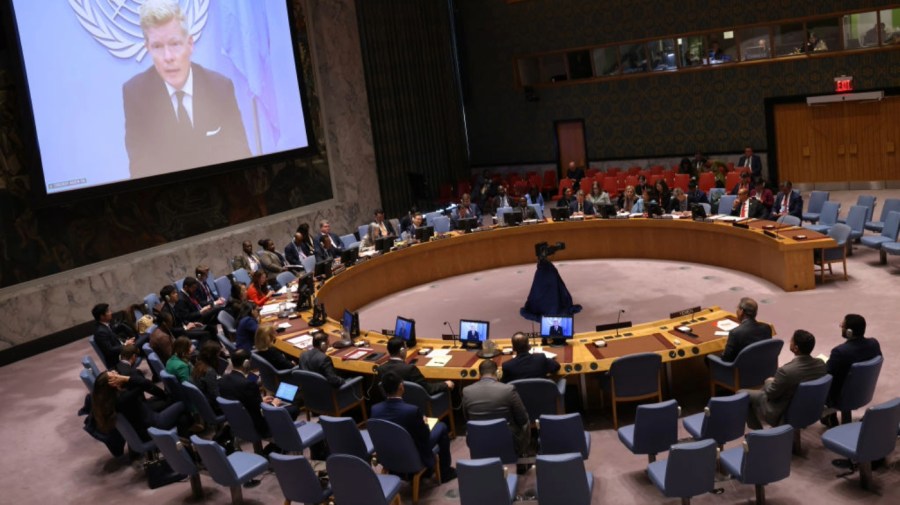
{"left": 444, "top": 321, "right": 458, "bottom": 348}
{"left": 615, "top": 309, "right": 626, "bottom": 338}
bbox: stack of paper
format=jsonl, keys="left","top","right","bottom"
{"left": 717, "top": 319, "right": 739, "bottom": 331}
{"left": 287, "top": 334, "right": 312, "bottom": 349}
{"left": 426, "top": 355, "right": 453, "bottom": 367}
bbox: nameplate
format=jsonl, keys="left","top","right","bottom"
{"left": 669, "top": 306, "right": 701, "bottom": 319}
{"left": 731, "top": 221, "right": 750, "bottom": 229}
{"left": 595, "top": 321, "right": 632, "bottom": 332}
{"left": 763, "top": 230, "right": 780, "bottom": 239}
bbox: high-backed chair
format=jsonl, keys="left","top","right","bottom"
{"left": 717, "top": 194, "right": 737, "bottom": 215}
{"left": 275, "top": 271, "right": 296, "bottom": 289}
{"left": 357, "top": 224, "right": 370, "bottom": 242}
{"left": 290, "top": 370, "right": 366, "bottom": 421}
{"left": 181, "top": 381, "right": 225, "bottom": 428}
{"left": 538, "top": 413, "right": 591, "bottom": 459}
{"left": 802, "top": 190, "right": 829, "bottom": 223}
{"left": 269, "top": 453, "right": 332, "bottom": 505}
{"left": 843, "top": 205, "right": 869, "bottom": 254}
{"left": 776, "top": 214, "right": 801, "bottom": 226}
{"left": 251, "top": 351, "right": 295, "bottom": 395}
{"left": 817, "top": 222, "right": 851, "bottom": 282}
{"left": 79, "top": 368, "right": 96, "bottom": 392}
{"left": 466, "top": 419, "right": 518, "bottom": 464}
{"left": 708, "top": 339, "right": 783, "bottom": 395}
{"left": 81, "top": 355, "right": 102, "bottom": 378}
{"left": 217, "top": 397, "right": 265, "bottom": 454}
{"left": 683, "top": 391, "right": 749, "bottom": 449}
{"left": 803, "top": 201, "right": 840, "bottom": 234}
{"left": 217, "top": 311, "right": 238, "bottom": 349}
{"left": 340, "top": 233, "right": 360, "bottom": 250}
{"left": 115, "top": 414, "right": 156, "bottom": 461}
{"left": 301, "top": 255, "right": 316, "bottom": 274}
{"left": 821, "top": 398, "right": 900, "bottom": 490}
{"left": 511, "top": 378, "right": 566, "bottom": 426}
{"left": 326, "top": 454, "right": 402, "bottom": 505}
{"left": 260, "top": 402, "right": 324, "bottom": 456}
{"left": 159, "top": 369, "right": 186, "bottom": 403}
{"left": 860, "top": 210, "right": 900, "bottom": 264}
{"left": 367, "top": 418, "right": 438, "bottom": 504}
{"left": 214, "top": 275, "right": 232, "bottom": 301}
{"left": 782, "top": 374, "right": 832, "bottom": 453}
{"left": 147, "top": 427, "right": 203, "bottom": 499}
{"left": 608, "top": 352, "right": 662, "bottom": 429}
{"left": 458, "top": 457, "right": 518, "bottom": 505}
{"left": 319, "top": 415, "right": 375, "bottom": 462}
{"left": 403, "top": 380, "right": 455, "bottom": 436}
{"left": 143, "top": 292, "right": 161, "bottom": 315}
{"left": 190, "top": 435, "right": 268, "bottom": 505}
{"left": 433, "top": 215, "right": 451, "bottom": 234}
{"left": 231, "top": 268, "right": 252, "bottom": 286}
{"left": 864, "top": 197, "right": 900, "bottom": 233}
{"left": 834, "top": 355, "right": 883, "bottom": 424}
{"left": 536, "top": 452, "right": 594, "bottom": 505}
{"left": 647, "top": 439, "right": 718, "bottom": 504}
{"left": 617, "top": 399, "right": 679, "bottom": 463}
{"left": 720, "top": 425, "right": 794, "bottom": 505}
{"left": 88, "top": 335, "right": 111, "bottom": 369}
{"left": 146, "top": 352, "right": 166, "bottom": 379}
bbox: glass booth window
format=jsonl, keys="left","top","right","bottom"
{"left": 591, "top": 46, "right": 619, "bottom": 77}
{"left": 567, "top": 50, "right": 593, "bottom": 80}
{"left": 706, "top": 31, "right": 737, "bottom": 64}
{"left": 805, "top": 18, "right": 840, "bottom": 53}
{"left": 774, "top": 22, "right": 806, "bottom": 56}
{"left": 679, "top": 36, "right": 705, "bottom": 67}
{"left": 843, "top": 11, "right": 878, "bottom": 49}
{"left": 879, "top": 8, "right": 900, "bottom": 45}
{"left": 517, "top": 57, "right": 540, "bottom": 86}
{"left": 648, "top": 39, "right": 677, "bottom": 71}
{"left": 540, "top": 54, "right": 568, "bottom": 83}
{"left": 618, "top": 43, "right": 648, "bottom": 74}
{"left": 738, "top": 27, "right": 771, "bottom": 60}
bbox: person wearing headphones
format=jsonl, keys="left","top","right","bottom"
{"left": 377, "top": 337, "right": 454, "bottom": 395}
{"left": 298, "top": 332, "right": 344, "bottom": 387}
{"left": 825, "top": 314, "right": 882, "bottom": 414}
{"left": 721, "top": 297, "right": 773, "bottom": 362}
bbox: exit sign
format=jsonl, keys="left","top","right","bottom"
{"left": 834, "top": 75, "right": 854, "bottom": 93}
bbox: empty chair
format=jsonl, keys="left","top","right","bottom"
{"left": 816, "top": 223, "right": 852, "bottom": 282}
{"left": 720, "top": 425, "right": 794, "bottom": 505}
{"left": 802, "top": 190, "right": 829, "bottom": 223}
{"left": 367, "top": 418, "right": 438, "bottom": 504}
{"left": 717, "top": 194, "right": 737, "bottom": 215}
{"left": 457, "top": 457, "right": 518, "bottom": 505}
{"left": 803, "top": 201, "right": 840, "bottom": 234}
{"left": 466, "top": 419, "right": 518, "bottom": 464}
{"left": 617, "top": 399, "right": 680, "bottom": 463}
{"left": 147, "top": 427, "right": 203, "bottom": 499}
{"left": 146, "top": 352, "right": 166, "bottom": 378}
{"left": 340, "top": 233, "right": 359, "bottom": 249}
{"left": 843, "top": 205, "right": 869, "bottom": 250}
{"left": 834, "top": 355, "right": 883, "bottom": 424}
{"left": 511, "top": 378, "right": 566, "bottom": 425}
{"left": 217, "top": 397, "right": 265, "bottom": 454}
{"left": 260, "top": 403, "right": 324, "bottom": 455}
{"left": 251, "top": 352, "right": 295, "bottom": 394}
{"left": 79, "top": 368, "right": 96, "bottom": 391}
{"left": 182, "top": 380, "right": 225, "bottom": 428}
{"left": 231, "top": 268, "right": 252, "bottom": 286}
{"left": 403, "top": 380, "right": 455, "bottom": 436}
{"left": 821, "top": 397, "right": 900, "bottom": 490}
{"left": 782, "top": 374, "right": 832, "bottom": 453}
{"left": 647, "top": 439, "right": 718, "bottom": 505}
{"left": 291, "top": 370, "right": 366, "bottom": 420}
{"left": 357, "top": 224, "right": 370, "bottom": 242}
{"left": 608, "top": 352, "right": 662, "bottom": 429}
{"left": 433, "top": 215, "right": 451, "bottom": 234}
{"left": 214, "top": 275, "right": 232, "bottom": 302}
{"left": 860, "top": 210, "right": 900, "bottom": 264}
{"left": 535, "top": 452, "right": 593, "bottom": 505}
{"left": 115, "top": 414, "right": 156, "bottom": 460}
{"left": 776, "top": 214, "right": 801, "bottom": 226}
{"left": 838, "top": 195, "right": 876, "bottom": 224}
{"left": 424, "top": 211, "right": 443, "bottom": 226}
{"left": 275, "top": 270, "right": 296, "bottom": 289}
{"left": 319, "top": 415, "right": 375, "bottom": 461}
{"left": 81, "top": 355, "right": 101, "bottom": 378}
{"left": 269, "top": 453, "right": 332, "bottom": 505}
{"left": 217, "top": 311, "right": 238, "bottom": 349}
{"left": 708, "top": 339, "right": 784, "bottom": 395}
{"left": 699, "top": 202, "right": 711, "bottom": 215}
{"left": 301, "top": 255, "right": 316, "bottom": 274}
{"left": 538, "top": 413, "right": 591, "bottom": 459}
{"left": 327, "top": 454, "right": 402, "bottom": 505}
{"left": 143, "top": 292, "right": 161, "bottom": 315}
{"left": 190, "top": 435, "right": 268, "bottom": 505}
{"left": 864, "top": 197, "right": 900, "bottom": 232}
{"left": 683, "top": 391, "right": 749, "bottom": 449}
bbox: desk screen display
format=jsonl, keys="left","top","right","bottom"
{"left": 342, "top": 309, "right": 354, "bottom": 333}
{"left": 540, "top": 315, "right": 574, "bottom": 339}
{"left": 8, "top": 0, "right": 313, "bottom": 198}
{"left": 394, "top": 316, "right": 415, "bottom": 342}
{"left": 459, "top": 319, "right": 489, "bottom": 342}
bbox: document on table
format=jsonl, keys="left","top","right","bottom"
{"left": 713, "top": 215, "right": 741, "bottom": 222}
{"left": 530, "top": 347, "right": 557, "bottom": 359}
{"left": 716, "top": 319, "right": 739, "bottom": 331}
{"left": 714, "top": 331, "right": 730, "bottom": 336}
{"left": 277, "top": 322, "right": 292, "bottom": 329}
{"left": 426, "top": 355, "right": 453, "bottom": 367}
{"left": 287, "top": 334, "right": 313, "bottom": 349}
{"left": 427, "top": 349, "right": 451, "bottom": 358}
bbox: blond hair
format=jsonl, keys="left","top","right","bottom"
{"left": 254, "top": 324, "right": 277, "bottom": 351}
{"left": 140, "top": 0, "right": 188, "bottom": 39}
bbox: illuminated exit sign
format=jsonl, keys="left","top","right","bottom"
{"left": 834, "top": 75, "right": 854, "bottom": 93}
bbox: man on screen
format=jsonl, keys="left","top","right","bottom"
{"left": 548, "top": 318, "right": 564, "bottom": 337}
{"left": 466, "top": 324, "right": 480, "bottom": 341}
{"left": 123, "top": 0, "right": 250, "bottom": 179}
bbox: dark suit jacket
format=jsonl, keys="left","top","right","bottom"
{"left": 94, "top": 322, "right": 122, "bottom": 368}
{"left": 257, "top": 347, "right": 296, "bottom": 371}
{"left": 123, "top": 64, "right": 250, "bottom": 179}
{"left": 737, "top": 155, "right": 763, "bottom": 178}
{"left": 753, "top": 355, "right": 827, "bottom": 425}
{"left": 378, "top": 358, "right": 449, "bottom": 396}
{"left": 548, "top": 325, "right": 564, "bottom": 337}
{"left": 315, "top": 232, "right": 344, "bottom": 262}
{"left": 461, "top": 378, "right": 529, "bottom": 427}
{"left": 174, "top": 291, "right": 204, "bottom": 323}
{"left": 568, "top": 199, "right": 595, "bottom": 215}
{"left": 773, "top": 191, "right": 803, "bottom": 220}
{"left": 114, "top": 360, "right": 166, "bottom": 399}
{"left": 371, "top": 398, "right": 434, "bottom": 468}
{"left": 218, "top": 370, "right": 269, "bottom": 436}
{"left": 826, "top": 337, "right": 882, "bottom": 404}
{"left": 501, "top": 352, "right": 561, "bottom": 383}
{"left": 730, "top": 198, "right": 767, "bottom": 219}
{"left": 722, "top": 318, "right": 773, "bottom": 362}
{"left": 284, "top": 241, "right": 309, "bottom": 267}
{"left": 298, "top": 348, "right": 344, "bottom": 387}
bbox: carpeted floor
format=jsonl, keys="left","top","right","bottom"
{"left": 1, "top": 189, "right": 898, "bottom": 504}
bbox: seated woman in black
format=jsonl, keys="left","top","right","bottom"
{"left": 255, "top": 324, "right": 297, "bottom": 370}
{"left": 192, "top": 340, "right": 223, "bottom": 413}
{"left": 91, "top": 371, "right": 185, "bottom": 442}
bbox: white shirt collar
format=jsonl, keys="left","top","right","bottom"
{"left": 165, "top": 67, "right": 194, "bottom": 99}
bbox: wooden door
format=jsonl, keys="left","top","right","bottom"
{"left": 880, "top": 97, "right": 900, "bottom": 181}
{"left": 844, "top": 101, "right": 882, "bottom": 181}
{"left": 556, "top": 119, "right": 587, "bottom": 175}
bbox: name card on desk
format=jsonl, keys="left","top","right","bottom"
{"left": 287, "top": 334, "right": 313, "bottom": 349}
{"left": 426, "top": 355, "right": 453, "bottom": 367}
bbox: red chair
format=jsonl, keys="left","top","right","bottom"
{"left": 594, "top": 174, "right": 605, "bottom": 186}
{"left": 737, "top": 166, "right": 752, "bottom": 176}
{"left": 579, "top": 178, "right": 593, "bottom": 194}
{"left": 525, "top": 171, "right": 538, "bottom": 179}
{"left": 698, "top": 172, "right": 715, "bottom": 193}
{"left": 528, "top": 174, "right": 542, "bottom": 189}
{"left": 457, "top": 179, "right": 472, "bottom": 197}
{"left": 603, "top": 177, "right": 620, "bottom": 198}
{"left": 649, "top": 174, "right": 663, "bottom": 186}
{"left": 663, "top": 170, "right": 676, "bottom": 187}
{"left": 627, "top": 166, "right": 641, "bottom": 175}
{"left": 552, "top": 178, "right": 574, "bottom": 201}
{"left": 639, "top": 170, "right": 651, "bottom": 180}
{"left": 673, "top": 174, "right": 690, "bottom": 192}
{"left": 437, "top": 182, "right": 454, "bottom": 206}
{"left": 649, "top": 166, "right": 664, "bottom": 175}
{"left": 508, "top": 173, "right": 521, "bottom": 186}
{"left": 725, "top": 172, "right": 741, "bottom": 191}
{"left": 606, "top": 167, "right": 620, "bottom": 177}
{"left": 727, "top": 162, "right": 735, "bottom": 171}
{"left": 625, "top": 175, "right": 638, "bottom": 188}
{"left": 542, "top": 171, "right": 558, "bottom": 196}
{"left": 513, "top": 180, "right": 528, "bottom": 198}
{"left": 585, "top": 168, "right": 599, "bottom": 178}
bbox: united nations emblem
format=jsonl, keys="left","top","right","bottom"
{"left": 68, "top": 0, "right": 209, "bottom": 62}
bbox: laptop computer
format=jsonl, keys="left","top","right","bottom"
{"left": 274, "top": 382, "right": 298, "bottom": 405}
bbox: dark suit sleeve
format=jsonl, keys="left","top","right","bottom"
{"left": 95, "top": 326, "right": 122, "bottom": 367}
{"left": 545, "top": 355, "right": 561, "bottom": 375}
{"left": 407, "top": 364, "right": 448, "bottom": 395}
{"left": 174, "top": 298, "right": 201, "bottom": 323}
{"left": 722, "top": 332, "right": 740, "bottom": 362}
{"left": 320, "top": 356, "right": 345, "bottom": 387}
{"left": 762, "top": 366, "right": 791, "bottom": 402}
{"left": 508, "top": 389, "right": 530, "bottom": 427}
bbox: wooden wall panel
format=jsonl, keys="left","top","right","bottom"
{"left": 810, "top": 104, "right": 845, "bottom": 183}
{"left": 845, "top": 101, "right": 882, "bottom": 181}
{"left": 774, "top": 104, "right": 811, "bottom": 183}
{"left": 881, "top": 97, "right": 900, "bottom": 181}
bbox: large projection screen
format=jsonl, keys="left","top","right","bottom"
{"left": 7, "top": 0, "right": 313, "bottom": 200}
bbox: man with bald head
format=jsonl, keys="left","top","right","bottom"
{"left": 721, "top": 297, "right": 773, "bottom": 362}
{"left": 501, "top": 332, "right": 561, "bottom": 383}
{"left": 730, "top": 187, "right": 766, "bottom": 219}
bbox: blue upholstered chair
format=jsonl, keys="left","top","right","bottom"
{"left": 81, "top": 355, "right": 101, "bottom": 378}
{"left": 536, "top": 453, "right": 594, "bottom": 505}
{"left": 290, "top": 370, "right": 366, "bottom": 421}
{"left": 250, "top": 351, "right": 295, "bottom": 395}
{"left": 682, "top": 391, "right": 749, "bottom": 449}
{"left": 843, "top": 205, "right": 869, "bottom": 254}
{"left": 115, "top": 414, "right": 156, "bottom": 460}
{"left": 190, "top": 435, "right": 269, "bottom": 505}
{"left": 816, "top": 223, "right": 852, "bottom": 282}
{"left": 539, "top": 413, "right": 591, "bottom": 459}
{"left": 861, "top": 210, "right": 900, "bottom": 264}
{"left": 275, "top": 270, "right": 296, "bottom": 290}
{"left": 466, "top": 419, "right": 518, "bottom": 464}
{"left": 301, "top": 255, "right": 316, "bottom": 274}
{"left": 708, "top": 339, "right": 783, "bottom": 395}
{"left": 217, "top": 312, "right": 238, "bottom": 351}
{"left": 147, "top": 427, "right": 203, "bottom": 499}
{"left": 326, "top": 454, "right": 402, "bottom": 505}
{"left": 217, "top": 396, "right": 265, "bottom": 454}
{"left": 79, "top": 368, "right": 96, "bottom": 392}
{"left": 834, "top": 355, "right": 883, "bottom": 424}
{"left": 802, "top": 190, "right": 829, "bottom": 223}
{"left": 617, "top": 399, "right": 679, "bottom": 463}
{"left": 356, "top": 224, "right": 370, "bottom": 242}
{"left": 260, "top": 402, "right": 324, "bottom": 455}
{"left": 608, "top": 352, "right": 662, "bottom": 429}
{"left": 319, "top": 415, "right": 375, "bottom": 462}
{"left": 511, "top": 378, "right": 566, "bottom": 425}
{"left": 88, "top": 335, "right": 111, "bottom": 369}
{"left": 647, "top": 439, "right": 718, "bottom": 504}
{"left": 864, "top": 197, "right": 900, "bottom": 233}
{"left": 181, "top": 380, "right": 225, "bottom": 427}
{"left": 403, "top": 380, "right": 455, "bottom": 436}
{"left": 458, "top": 457, "right": 518, "bottom": 505}
{"left": 146, "top": 352, "right": 166, "bottom": 379}
{"left": 803, "top": 200, "right": 840, "bottom": 234}
{"left": 821, "top": 398, "right": 900, "bottom": 490}
{"left": 424, "top": 211, "right": 443, "bottom": 226}
{"left": 339, "top": 233, "right": 358, "bottom": 250}
{"left": 269, "top": 453, "right": 332, "bottom": 505}
{"left": 776, "top": 214, "right": 801, "bottom": 226}
{"left": 838, "top": 195, "right": 876, "bottom": 224}
{"left": 367, "top": 418, "right": 438, "bottom": 504}
{"left": 143, "top": 292, "right": 161, "bottom": 315}
{"left": 720, "top": 425, "right": 794, "bottom": 505}
{"left": 159, "top": 369, "right": 186, "bottom": 403}
{"left": 214, "top": 275, "right": 232, "bottom": 302}
{"left": 782, "top": 374, "right": 832, "bottom": 452}
{"left": 717, "top": 194, "right": 737, "bottom": 215}
{"left": 433, "top": 215, "right": 452, "bottom": 234}
{"left": 231, "top": 268, "right": 252, "bottom": 287}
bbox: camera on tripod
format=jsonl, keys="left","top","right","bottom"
{"left": 535, "top": 241, "right": 566, "bottom": 261}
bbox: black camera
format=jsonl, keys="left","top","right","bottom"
{"left": 535, "top": 241, "right": 566, "bottom": 261}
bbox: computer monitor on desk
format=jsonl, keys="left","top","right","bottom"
{"left": 540, "top": 315, "right": 574, "bottom": 346}
{"left": 457, "top": 217, "right": 477, "bottom": 233}
{"left": 550, "top": 207, "right": 570, "bottom": 222}
{"left": 375, "top": 236, "right": 394, "bottom": 253}
{"left": 414, "top": 225, "right": 434, "bottom": 242}
{"left": 504, "top": 210, "right": 523, "bottom": 227}
{"left": 394, "top": 316, "right": 416, "bottom": 347}
{"left": 340, "top": 247, "right": 358, "bottom": 266}
{"left": 459, "top": 319, "right": 489, "bottom": 350}
{"left": 342, "top": 309, "right": 360, "bottom": 338}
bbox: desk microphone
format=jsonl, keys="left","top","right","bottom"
{"left": 615, "top": 309, "right": 626, "bottom": 338}
{"left": 444, "top": 321, "right": 458, "bottom": 348}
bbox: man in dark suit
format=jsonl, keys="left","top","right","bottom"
{"left": 730, "top": 188, "right": 766, "bottom": 219}
{"left": 722, "top": 297, "right": 773, "bottom": 362}
{"left": 772, "top": 181, "right": 804, "bottom": 221}
{"left": 501, "top": 332, "right": 560, "bottom": 383}
{"left": 92, "top": 303, "right": 134, "bottom": 368}
{"left": 124, "top": 0, "right": 249, "bottom": 179}
{"left": 115, "top": 344, "right": 168, "bottom": 405}
{"left": 569, "top": 190, "right": 595, "bottom": 216}
{"left": 371, "top": 372, "right": 456, "bottom": 482}
{"left": 194, "top": 265, "right": 224, "bottom": 307}
{"left": 747, "top": 330, "right": 827, "bottom": 429}
{"left": 462, "top": 360, "right": 531, "bottom": 456}
{"left": 174, "top": 277, "right": 219, "bottom": 340}
{"left": 378, "top": 338, "right": 454, "bottom": 395}
{"left": 364, "top": 208, "right": 397, "bottom": 247}
{"left": 514, "top": 196, "right": 538, "bottom": 220}
{"left": 465, "top": 324, "right": 481, "bottom": 341}
{"left": 284, "top": 232, "right": 310, "bottom": 267}
{"left": 219, "top": 350, "right": 296, "bottom": 439}
{"left": 826, "top": 314, "right": 882, "bottom": 409}
{"left": 548, "top": 319, "right": 564, "bottom": 337}
{"left": 737, "top": 146, "right": 763, "bottom": 180}
{"left": 298, "top": 332, "right": 345, "bottom": 387}
{"left": 233, "top": 240, "right": 262, "bottom": 273}
{"left": 315, "top": 220, "right": 344, "bottom": 261}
